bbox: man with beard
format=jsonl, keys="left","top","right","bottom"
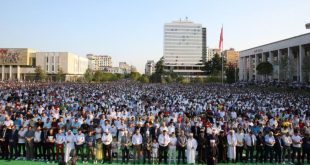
{"left": 208, "top": 140, "right": 218, "bottom": 165}
{"left": 218, "top": 130, "right": 227, "bottom": 163}
{"left": 177, "top": 130, "right": 187, "bottom": 164}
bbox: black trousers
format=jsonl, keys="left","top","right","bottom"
{"left": 143, "top": 148, "right": 151, "bottom": 163}
{"left": 264, "top": 145, "right": 274, "bottom": 163}
{"left": 177, "top": 146, "right": 186, "bottom": 164}
{"left": 9, "top": 142, "right": 18, "bottom": 159}
{"left": 122, "top": 147, "right": 129, "bottom": 163}
{"left": 45, "top": 143, "right": 55, "bottom": 161}
{"left": 236, "top": 146, "right": 243, "bottom": 162}
{"left": 302, "top": 147, "right": 310, "bottom": 163}
{"left": 34, "top": 142, "right": 43, "bottom": 159}
{"left": 245, "top": 146, "right": 254, "bottom": 162}
{"left": 159, "top": 145, "right": 168, "bottom": 164}
{"left": 75, "top": 144, "right": 84, "bottom": 161}
{"left": 0, "top": 141, "right": 9, "bottom": 159}
{"left": 198, "top": 146, "right": 207, "bottom": 163}
{"left": 103, "top": 144, "right": 112, "bottom": 163}
{"left": 18, "top": 143, "right": 26, "bottom": 157}
{"left": 292, "top": 147, "right": 302, "bottom": 164}
{"left": 274, "top": 148, "right": 282, "bottom": 163}
{"left": 256, "top": 145, "right": 264, "bottom": 162}
{"left": 218, "top": 146, "right": 227, "bottom": 163}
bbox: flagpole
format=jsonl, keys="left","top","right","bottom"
{"left": 221, "top": 25, "right": 224, "bottom": 85}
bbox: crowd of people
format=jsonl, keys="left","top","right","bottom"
{"left": 0, "top": 80, "right": 309, "bottom": 165}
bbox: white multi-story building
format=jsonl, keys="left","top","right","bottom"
{"left": 145, "top": 60, "right": 156, "bottom": 75}
{"left": 239, "top": 33, "right": 310, "bottom": 82}
{"left": 0, "top": 48, "right": 88, "bottom": 81}
{"left": 36, "top": 52, "right": 88, "bottom": 79}
{"left": 207, "top": 48, "right": 221, "bottom": 61}
{"left": 87, "top": 54, "right": 112, "bottom": 70}
{"left": 163, "top": 19, "right": 207, "bottom": 76}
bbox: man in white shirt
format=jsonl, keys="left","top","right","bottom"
{"left": 132, "top": 129, "right": 143, "bottom": 164}
{"left": 264, "top": 131, "right": 275, "bottom": 163}
{"left": 64, "top": 130, "right": 75, "bottom": 163}
{"left": 158, "top": 130, "right": 170, "bottom": 164}
{"left": 291, "top": 129, "right": 302, "bottom": 164}
{"left": 75, "top": 129, "right": 85, "bottom": 163}
{"left": 186, "top": 133, "right": 197, "bottom": 164}
{"left": 282, "top": 132, "right": 292, "bottom": 164}
{"left": 33, "top": 126, "right": 43, "bottom": 160}
{"left": 244, "top": 131, "right": 256, "bottom": 163}
{"left": 101, "top": 129, "right": 112, "bottom": 164}
{"left": 168, "top": 132, "right": 177, "bottom": 164}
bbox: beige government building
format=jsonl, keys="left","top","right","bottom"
{"left": 0, "top": 48, "right": 88, "bottom": 81}
{"left": 239, "top": 33, "right": 310, "bottom": 82}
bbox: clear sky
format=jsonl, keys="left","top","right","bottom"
{"left": 1, "top": 0, "right": 310, "bottom": 73}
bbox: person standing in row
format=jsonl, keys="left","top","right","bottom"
{"left": 55, "top": 129, "right": 65, "bottom": 162}
{"left": 186, "top": 133, "right": 197, "bottom": 164}
{"left": 168, "top": 132, "right": 177, "bottom": 164}
{"left": 292, "top": 129, "right": 303, "bottom": 165}
{"left": 143, "top": 132, "right": 152, "bottom": 164}
{"left": 9, "top": 125, "right": 19, "bottom": 160}
{"left": 177, "top": 130, "right": 187, "bottom": 164}
{"left": 25, "top": 126, "right": 35, "bottom": 160}
{"left": 264, "top": 131, "right": 275, "bottom": 163}
{"left": 244, "top": 131, "right": 256, "bottom": 163}
{"left": 85, "top": 131, "right": 96, "bottom": 164}
{"left": 227, "top": 130, "right": 237, "bottom": 163}
{"left": 64, "top": 130, "right": 75, "bottom": 163}
{"left": 132, "top": 129, "right": 143, "bottom": 164}
{"left": 158, "top": 130, "right": 170, "bottom": 164}
{"left": 75, "top": 129, "right": 85, "bottom": 163}
{"left": 102, "top": 129, "right": 112, "bottom": 164}
{"left": 121, "top": 130, "right": 130, "bottom": 164}
{"left": 218, "top": 130, "right": 227, "bottom": 163}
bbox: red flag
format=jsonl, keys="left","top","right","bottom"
{"left": 218, "top": 26, "right": 223, "bottom": 49}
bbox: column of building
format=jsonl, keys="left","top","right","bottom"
{"left": 1, "top": 66, "right": 4, "bottom": 81}
{"left": 17, "top": 65, "right": 21, "bottom": 80}
{"left": 9, "top": 65, "right": 12, "bottom": 80}
{"left": 299, "top": 45, "right": 305, "bottom": 82}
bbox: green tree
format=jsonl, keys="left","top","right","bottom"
{"left": 93, "top": 70, "right": 103, "bottom": 82}
{"left": 84, "top": 68, "right": 94, "bottom": 82}
{"left": 155, "top": 57, "right": 165, "bottom": 74}
{"left": 226, "top": 64, "right": 237, "bottom": 84}
{"left": 34, "top": 65, "right": 46, "bottom": 81}
{"left": 56, "top": 67, "right": 65, "bottom": 82}
{"left": 203, "top": 53, "right": 226, "bottom": 76}
{"left": 139, "top": 74, "right": 150, "bottom": 83}
{"left": 256, "top": 61, "right": 273, "bottom": 80}
{"left": 129, "top": 72, "right": 141, "bottom": 81}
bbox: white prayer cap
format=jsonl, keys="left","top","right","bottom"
{"left": 104, "top": 129, "right": 109, "bottom": 133}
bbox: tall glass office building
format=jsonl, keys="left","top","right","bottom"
{"left": 163, "top": 19, "right": 207, "bottom": 76}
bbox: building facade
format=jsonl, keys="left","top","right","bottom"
{"left": 239, "top": 33, "right": 310, "bottom": 82}
{"left": 163, "top": 19, "right": 207, "bottom": 76}
{"left": 87, "top": 54, "right": 112, "bottom": 70}
{"left": 207, "top": 48, "right": 221, "bottom": 61}
{"left": 223, "top": 48, "right": 239, "bottom": 67}
{"left": 145, "top": 60, "right": 155, "bottom": 75}
{"left": 36, "top": 52, "right": 88, "bottom": 81}
{"left": 0, "top": 48, "right": 88, "bottom": 81}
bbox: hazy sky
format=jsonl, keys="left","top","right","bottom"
{"left": 1, "top": 0, "right": 310, "bottom": 73}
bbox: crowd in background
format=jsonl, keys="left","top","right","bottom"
{"left": 0, "top": 80, "right": 309, "bottom": 165}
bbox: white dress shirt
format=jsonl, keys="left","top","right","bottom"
{"left": 75, "top": 133, "right": 85, "bottom": 145}
{"left": 132, "top": 133, "right": 143, "bottom": 145}
{"left": 158, "top": 134, "right": 170, "bottom": 147}
{"left": 291, "top": 135, "right": 302, "bottom": 148}
{"left": 56, "top": 133, "right": 65, "bottom": 144}
{"left": 244, "top": 134, "right": 256, "bottom": 146}
{"left": 101, "top": 133, "right": 112, "bottom": 145}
